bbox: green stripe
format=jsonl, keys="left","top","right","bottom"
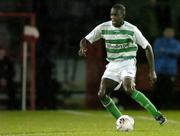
{"left": 105, "top": 38, "right": 132, "bottom": 44}
{"left": 102, "top": 30, "right": 134, "bottom": 36}
{"left": 107, "top": 55, "right": 135, "bottom": 60}
{"left": 106, "top": 46, "right": 138, "bottom": 53}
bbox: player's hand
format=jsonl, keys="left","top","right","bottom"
{"left": 78, "top": 47, "right": 87, "bottom": 57}
{"left": 79, "top": 38, "right": 88, "bottom": 57}
{"left": 148, "top": 70, "right": 157, "bottom": 86}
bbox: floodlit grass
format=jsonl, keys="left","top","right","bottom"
{"left": 0, "top": 110, "right": 180, "bottom": 136}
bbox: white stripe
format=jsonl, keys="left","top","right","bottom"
{"left": 144, "top": 104, "right": 149, "bottom": 108}
{"left": 107, "top": 51, "right": 136, "bottom": 55}
{"left": 133, "top": 91, "right": 139, "bottom": 98}
{"left": 61, "top": 110, "right": 94, "bottom": 116}
{"left": 104, "top": 34, "right": 133, "bottom": 40}
{"left": 62, "top": 110, "right": 180, "bottom": 125}
{"left": 2, "top": 131, "right": 108, "bottom": 136}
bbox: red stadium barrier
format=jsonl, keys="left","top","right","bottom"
{"left": 85, "top": 39, "right": 106, "bottom": 109}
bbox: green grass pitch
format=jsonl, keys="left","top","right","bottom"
{"left": 0, "top": 110, "right": 180, "bottom": 136}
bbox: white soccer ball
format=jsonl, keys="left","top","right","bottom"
{"left": 116, "top": 115, "right": 135, "bottom": 132}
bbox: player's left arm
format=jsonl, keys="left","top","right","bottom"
{"left": 145, "top": 44, "right": 157, "bottom": 86}
{"left": 134, "top": 27, "right": 157, "bottom": 86}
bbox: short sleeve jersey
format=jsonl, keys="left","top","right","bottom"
{"left": 85, "top": 21, "right": 149, "bottom": 61}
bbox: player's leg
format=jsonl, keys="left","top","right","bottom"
{"left": 98, "top": 78, "right": 123, "bottom": 119}
{"left": 122, "top": 77, "right": 167, "bottom": 125}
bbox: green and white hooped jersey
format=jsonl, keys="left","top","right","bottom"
{"left": 85, "top": 21, "right": 149, "bottom": 62}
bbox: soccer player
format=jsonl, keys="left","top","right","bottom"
{"left": 78, "top": 3, "right": 167, "bottom": 125}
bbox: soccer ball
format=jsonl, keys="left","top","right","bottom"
{"left": 116, "top": 115, "right": 135, "bottom": 132}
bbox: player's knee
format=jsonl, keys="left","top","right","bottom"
{"left": 98, "top": 90, "right": 106, "bottom": 99}
{"left": 126, "top": 88, "right": 134, "bottom": 96}
{"left": 123, "top": 83, "right": 134, "bottom": 96}
{"left": 123, "top": 77, "right": 135, "bottom": 95}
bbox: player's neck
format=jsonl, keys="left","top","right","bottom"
{"left": 113, "top": 21, "right": 124, "bottom": 28}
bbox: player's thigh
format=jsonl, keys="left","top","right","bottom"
{"left": 99, "top": 78, "right": 119, "bottom": 94}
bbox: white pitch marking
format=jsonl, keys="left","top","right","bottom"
{"left": 1, "top": 131, "right": 102, "bottom": 136}
{"left": 61, "top": 110, "right": 94, "bottom": 116}
{"left": 61, "top": 110, "right": 180, "bottom": 124}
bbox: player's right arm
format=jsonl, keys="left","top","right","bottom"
{"left": 78, "top": 24, "right": 103, "bottom": 57}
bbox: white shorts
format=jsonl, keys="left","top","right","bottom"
{"left": 102, "top": 59, "right": 137, "bottom": 89}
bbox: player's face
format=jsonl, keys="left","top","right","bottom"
{"left": 110, "top": 8, "right": 124, "bottom": 27}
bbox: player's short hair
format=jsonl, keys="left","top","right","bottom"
{"left": 112, "top": 4, "right": 126, "bottom": 16}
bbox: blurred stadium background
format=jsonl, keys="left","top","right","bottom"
{"left": 0, "top": 0, "right": 180, "bottom": 111}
